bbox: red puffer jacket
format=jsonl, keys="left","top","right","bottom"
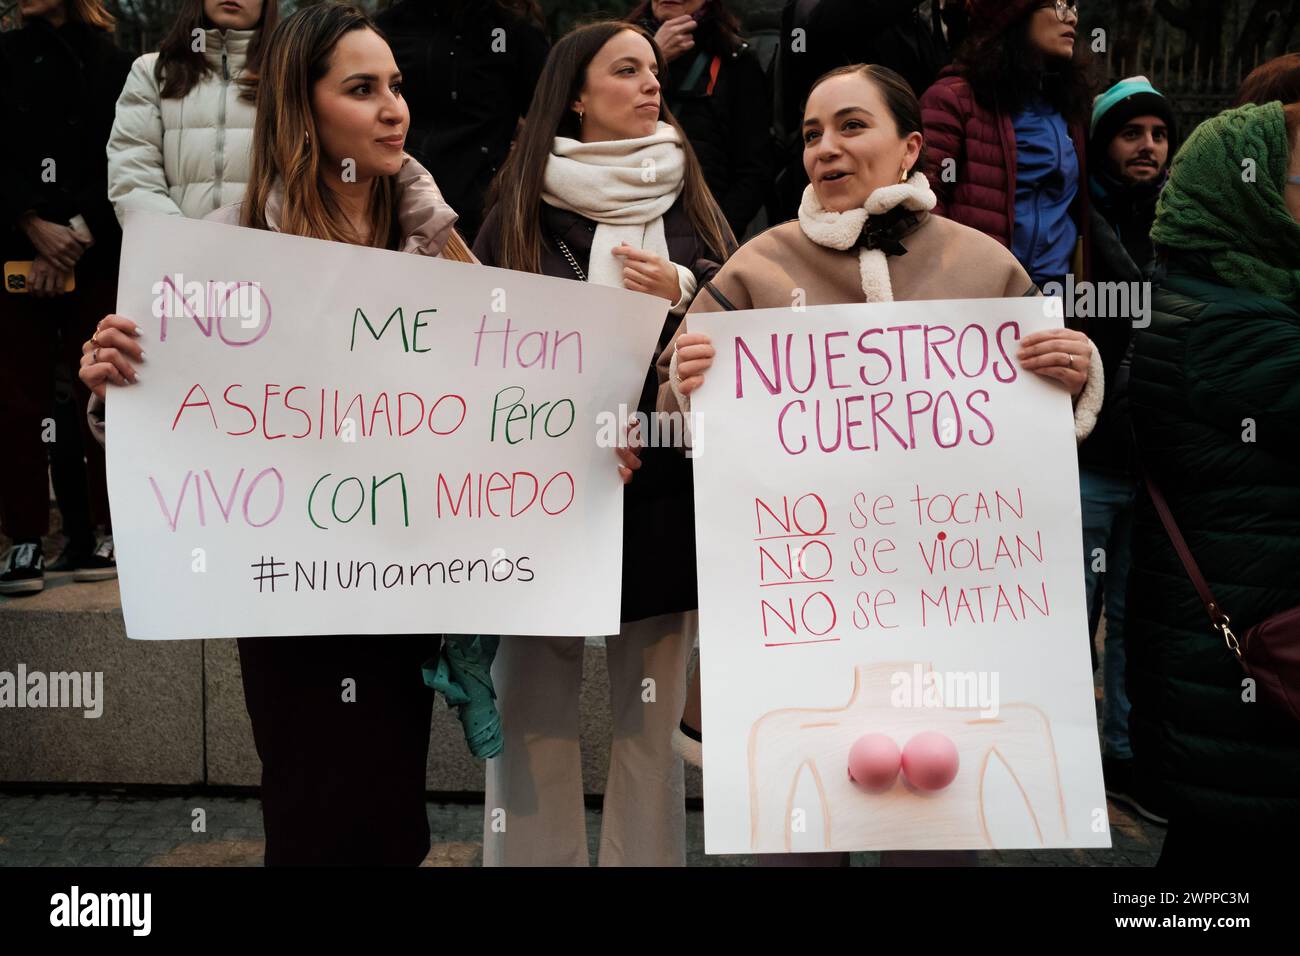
{"left": 919, "top": 67, "right": 1091, "bottom": 282}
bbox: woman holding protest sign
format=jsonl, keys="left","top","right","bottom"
{"left": 81, "top": 3, "right": 640, "bottom": 866}
{"left": 471, "top": 20, "right": 733, "bottom": 866}
{"left": 107, "top": 0, "right": 277, "bottom": 224}
{"left": 657, "top": 61, "right": 1102, "bottom": 864}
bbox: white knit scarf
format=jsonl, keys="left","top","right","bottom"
{"left": 797, "top": 172, "right": 937, "bottom": 302}
{"left": 542, "top": 122, "right": 694, "bottom": 303}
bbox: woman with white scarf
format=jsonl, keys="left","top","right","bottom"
{"left": 657, "top": 63, "right": 1103, "bottom": 866}
{"left": 471, "top": 21, "right": 734, "bottom": 866}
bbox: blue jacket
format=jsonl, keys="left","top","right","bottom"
{"left": 1010, "top": 98, "right": 1079, "bottom": 286}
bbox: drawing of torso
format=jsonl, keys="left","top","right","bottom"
{"left": 747, "top": 662, "right": 1068, "bottom": 852}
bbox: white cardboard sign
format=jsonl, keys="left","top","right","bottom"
{"left": 690, "top": 297, "right": 1109, "bottom": 853}
{"left": 107, "top": 212, "right": 667, "bottom": 640}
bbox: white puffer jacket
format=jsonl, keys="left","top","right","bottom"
{"left": 107, "top": 28, "right": 256, "bottom": 223}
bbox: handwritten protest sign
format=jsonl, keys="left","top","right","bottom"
{"left": 690, "top": 297, "right": 1109, "bottom": 853}
{"left": 107, "top": 213, "right": 667, "bottom": 640}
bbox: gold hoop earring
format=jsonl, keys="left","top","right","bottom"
{"left": 899, "top": 167, "right": 908, "bottom": 183}
{"left": 577, "top": 109, "right": 584, "bottom": 128}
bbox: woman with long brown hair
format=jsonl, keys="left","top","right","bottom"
{"left": 107, "top": 0, "right": 278, "bottom": 222}
{"left": 79, "top": 2, "right": 493, "bottom": 865}
{"left": 472, "top": 19, "right": 733, "bottom": 866}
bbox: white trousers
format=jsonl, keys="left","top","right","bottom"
{"left": 482, "top": 610, "right": 696, "bottom": 866}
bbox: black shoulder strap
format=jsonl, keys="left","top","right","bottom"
{"left": 702, "top": 279, "right": 739, "bottom": 312}
{"left": 1023, "top": 282, "right": 1040, "bottom": 297}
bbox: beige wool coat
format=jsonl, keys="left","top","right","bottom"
{"left": 655, "top": 211, "right": 1103, "bottom": 440}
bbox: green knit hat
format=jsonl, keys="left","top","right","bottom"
{"left": 1150, "top": 102, "right": 1300, "bottom": 302}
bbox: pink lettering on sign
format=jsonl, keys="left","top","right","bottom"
{"left": 148, "top": 467, "right": 285, "bottom": 531}
{"left": 752, "top": 493, "right": 840, "bottom": 648}
{"left": 471, "top": 315, "right": 584, "bottom": 372}
{"left": 154, "top": 275, "right": 272, "bottom": 346}
{"left": 732, "top": 322, "right": 1021, "bottom": 454}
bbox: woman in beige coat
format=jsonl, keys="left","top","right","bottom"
{"left": 657, "top": 63, "right": 1103, "bottom": 865}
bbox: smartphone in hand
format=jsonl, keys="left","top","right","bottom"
{"left": 4, "top": 260, "right": 76, "bottom": 294}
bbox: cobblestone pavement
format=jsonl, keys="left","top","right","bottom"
{"left": 0, "top": 789, "right": 1163, "bottom": 866}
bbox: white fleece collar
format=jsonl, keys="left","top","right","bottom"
{"left": 798, "top": 172, "right": 937, "bottom": 249}
{"left": 796, "top": 173, "right": 937, "bottom": 302}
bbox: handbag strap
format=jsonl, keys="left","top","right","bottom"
{"left": 701, "top": 279, "right": 738, "bottom": 311}
{"left": 1141, "top": 468, "right": 1243, "bottom": 658}
{"left": 548, "top": 231, "right": 587, "bottom": 282}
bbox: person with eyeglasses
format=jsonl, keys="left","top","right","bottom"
{"left": 919, "top": 0, "right": 1092, "bottom": 291}
{"left": 1125, "top": 100, "right": 1300, "bottom": 866}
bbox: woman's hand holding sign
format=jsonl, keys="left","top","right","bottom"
{"left": 617, "top": 419, "right": 643, "bottom": 484}
{"left": 1015, "top": 328, "right": 1092, "bottom": 397}
{"left": 80, "top": 314, "right": 144, "bottom": 398}
{"left": 673, "top": 330, "right": 716, "bottom": 396}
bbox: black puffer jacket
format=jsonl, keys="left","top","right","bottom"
{"left": 1126, "top": 263, "right": 1300, "bottom": 831}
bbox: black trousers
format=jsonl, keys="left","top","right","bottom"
{"left": 237, "top": 633, "right": 439, "bottom": 866}
{"left": 0, "top": 264, "right": 115, "bottom": 541}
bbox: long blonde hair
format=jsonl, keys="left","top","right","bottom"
{"left": 244, "top": 3, "right": 473, "bottom": 261}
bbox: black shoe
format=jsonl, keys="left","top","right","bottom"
{"left": 48, "top": 538, "right": 96, "bottom": 572}
{"left": 1104, "top": 755, "right": 1169, "bottom": 826}
{"left": 73, "top": 534, "right": 117, "bottom": 582}
{"left": 0, "top": 541, "right": 45, "bottom": 595}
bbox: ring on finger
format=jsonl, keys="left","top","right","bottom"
{"left": 93, "top": 347, "right": 99, "bottom": 363}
